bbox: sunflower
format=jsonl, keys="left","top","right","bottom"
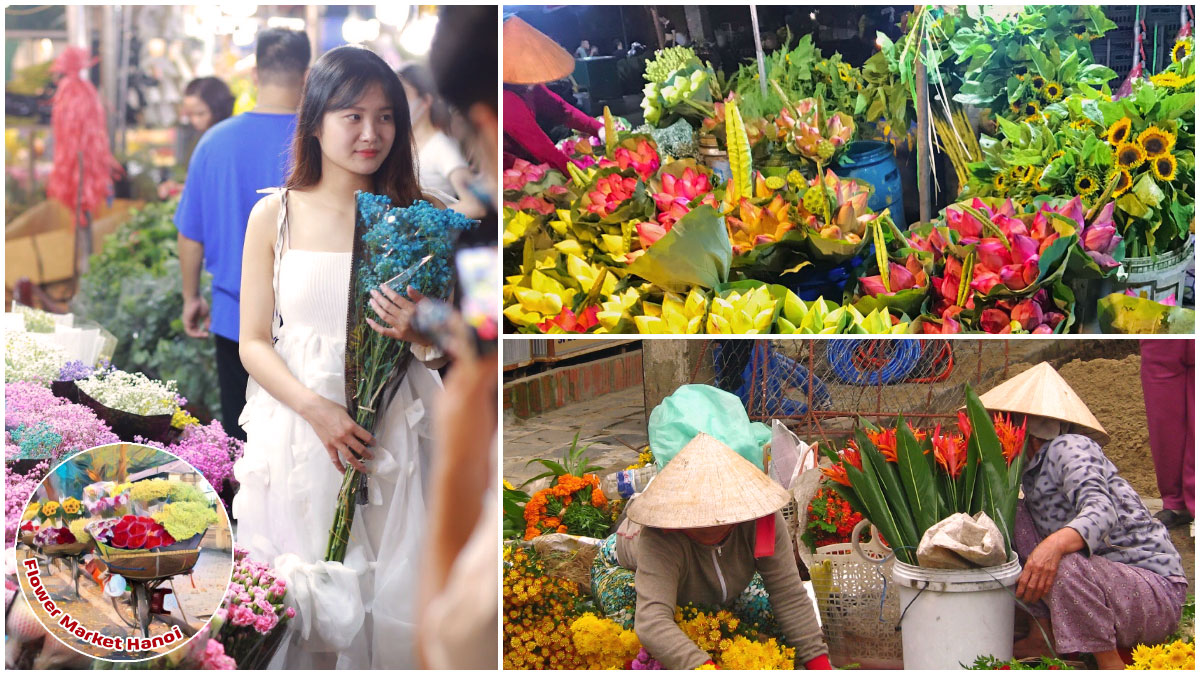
{"left": 1137, "top": 125, "right": 1175, "bottom": 157}
{"left": 1022, "top": 165, "right": 1037, "bottom": 184}
{"left": 1009, "top": 102, "right": 1022, "bottom": 115}
{"left": 1022, "top": 101, "right": 1040, "bottom": 117}
{"left": 1024, "top": 114, "right": 1043, "bottom": 124}
{"left": 1008, "top": 165, "right": 1027, "bottom": 182}
{"left": 993, "top": 172, "right": 1008, "bottom": 192}
{"left": 1106, "top": 117, "right": 1132, "bottom": 145}
{"left": 1172, "top": 39, "right": 1192, "bottom": 64}
{"left": 1034, "top": 174, "right": 1051, "bottom": 193}
{"left": 1043, "top": 81, "right": 1064, "bottom": 101}
{"left": 1115, "top": 142, "right": 1146, "bottom": 169}
{"left": 1013, "top": 64, "right": 1028, "bottom": 78}
{"left": 1152, "top": 153, "right": 1178, "bottom": 182}
{"left": 1109, "top": 168, "right": 1133, "bottom": 197}
{"left": 1050, "top": 150, "right": 1066, "bottom": 162}
{"left": 1074, "top": 172, "right": 1099, "bottom": 196}
{"left": 1150, "top": 71, "right": 1197, "bottom": 89}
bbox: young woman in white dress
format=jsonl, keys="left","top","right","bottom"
{"left": 234, "top": 45, "right": 445, "bottom": 669}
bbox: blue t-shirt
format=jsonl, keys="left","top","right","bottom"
{"left": 175, "top": 111, "right": 297, "bottom": 342}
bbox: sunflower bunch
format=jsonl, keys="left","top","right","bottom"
{"left": 1096, "top": 54, "right": 1195, "bottom": 257}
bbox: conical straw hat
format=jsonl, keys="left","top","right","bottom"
{"left": 977, "top": 362, "right": 1108, "bottom": 445}
{"left": 503, "top": 17, "right": 575, "bottom": 85}
{"left": 626, "top": 433, "right": 790, "bottom": 529}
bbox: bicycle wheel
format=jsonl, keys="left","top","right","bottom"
{"left": 134, "top": 583, "right": 151, "bottom": 638}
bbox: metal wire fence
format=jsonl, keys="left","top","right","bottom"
{"left": 686, "top": 339, "right": 1025, "bottom": 445}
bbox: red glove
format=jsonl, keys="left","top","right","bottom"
{"left": 804, "top": 654, "right": 833, "bottom": 670}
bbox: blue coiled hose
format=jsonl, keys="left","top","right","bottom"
{"left": 827, "top": 339, "right": 923, "bottom": 385}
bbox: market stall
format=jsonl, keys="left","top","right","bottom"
{"left": 502, "top": 5, "right": 1196, "bottom": 335}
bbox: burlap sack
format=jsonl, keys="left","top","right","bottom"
{"left": 916, "top": 512, "right": 1007, "bottom": 569}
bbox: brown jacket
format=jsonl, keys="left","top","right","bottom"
{"left": 616, "top": 511, "right": 827, "bottom": 669}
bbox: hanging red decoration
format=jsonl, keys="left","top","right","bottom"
{"left": 45, "top": 46, "right": 120, "bottom": 226}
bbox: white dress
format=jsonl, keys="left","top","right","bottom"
{"left": 233, "top": 189, "right": 442, "bottom": 669}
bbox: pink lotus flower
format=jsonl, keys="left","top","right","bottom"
{"left": 637, "top": 221, "right": 668, "bottom": 249}
{"left": 980, "top": 308, "right": 1014, "bottom": 333}
{"left": 503, "top": 159, "right": 549, "bottom": 192}
{"left": 859, "top": 253, "right": 927, "bottom": 296}
{"left": 1011, "top": 298, "right": 1044, "bottom": 331}
{"left": 610, "top": 138, "right": 661, "bottom": 181}
{"left": 653, "top": 167, "right": 714, "bottom": 226}
{"left": 580, "top": 174, "right": 637, "bottom": 218}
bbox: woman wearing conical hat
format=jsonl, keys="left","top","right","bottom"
{"left": 979, "top": 363, "right": 1187, "bottom": 670}
{"left": 590, "top": 433, "right": 831, "bottom": 670}
{"left": 502, "top": 16, "right": 602, "bottom": 174}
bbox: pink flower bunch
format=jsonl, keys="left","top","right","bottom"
{"left": 978, "top": 289, "right": 1067, "bottom": 334}
{"left": 652, "top": 167, "right": 717, "bottom": 228}
{"left": 859, "top": 253, "right": 929, "bottom": 297}
{"left": 4, "top": 382, "right": 119, "bottom": 458}
{"left": 5, "top": 460, "right": 49, "bottom": 544}
{"left": 200, "top": 638, "right": 237, "bottom": 670}
{"left": 165, "top": 420, "right": 244, "bottom": 509}
{"left": 632, "top": 648, "right": 664, "bottom": 669}
{"left": 580, "top": 173, "right": 638, "bottom": 218}
{"left": 1043, "top": 198, "right": 1122, "bottom": 270}
{"left": 33, "top": 526, "right": 76, "bottom": 546}
{"left": 502, "top": 158, "right": 549, "bottom": 192}
{"left": 203, "top": 550, "right": 294, "bottom": 669}
{"left": 600, "top": 138, "right": 661, "bottom": 181}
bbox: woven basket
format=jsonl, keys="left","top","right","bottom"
{"left": 808, "top": 521, "right": 903, "bottom": 669}
{"left": 40, "top": 540, "right": 91, "bottom": 556}
{"left": 96, "top": 542, "right": 201, "bottom": 581}
{"left": 76, "top": 388, "right": 174, "bottom": 443}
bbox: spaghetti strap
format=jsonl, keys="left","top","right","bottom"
{"left": 255, "top": 187, "right": 289, "bottom": 335}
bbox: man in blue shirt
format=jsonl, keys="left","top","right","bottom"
{"left": 175, "top": 28, "right": 310, "bottom": 440}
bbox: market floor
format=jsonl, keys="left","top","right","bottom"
{"left": 503, "top": 387, "right": 647, "bottom": 485}
{"left": 15, "top": 546, "right": 232, "bottom": 660}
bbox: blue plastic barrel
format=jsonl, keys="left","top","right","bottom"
{"left": 832, "top": 140, "right": 906, "bottom": 230}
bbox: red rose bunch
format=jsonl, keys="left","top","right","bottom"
{"left": 106, "top": 514, "right": 176, "bottom": 550}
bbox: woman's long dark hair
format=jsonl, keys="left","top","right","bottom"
{"left": 397, "top": 64, "right": 451, "bottom": 132}
{"left": 285, "top": 46, "right": 421, "bottom": 206}
{"left": 184, "top": 76, "right": 234, "bottom": 126}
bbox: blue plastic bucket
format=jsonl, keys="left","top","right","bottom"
{"left": 833, "top": 140, "right": 906, "bottom": 230}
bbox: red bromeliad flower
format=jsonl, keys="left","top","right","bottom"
{"left": 865, "top": 427, "right": 899, "bottom": 462}
{"left": 993, "top": 412, "right": 1027, "bottom": 465}
{"left": 820, "top": 443, "right": 864, "bottom": 487}
{"left": 932, "top": 424, "right": 967, "bottom": 478}
{"left": 957, "top": 410, "right": 972, "bottom": 438}
{"left": 581, "top": 174, "right": 638, "bottom": 218}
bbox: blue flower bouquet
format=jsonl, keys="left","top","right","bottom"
{"left": 325, "top": 192, "right": 476, "bottom": 562}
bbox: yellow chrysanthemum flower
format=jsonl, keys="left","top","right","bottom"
{"left": 42, "top": 501, "right": 60, "bottom": 517}
{"left": 1115, "top": 142, "right": 1146, "bottom": 169}
{"left": 1137, "top": 125, "right": 1175, "bottom": 157}
{"left": 61, "top": 497, "right": 82, "bottom": 515}
{"left": 1152, "top": 153, "right": 1178, "bottom": 182}
{"left": 1106, "top": 117, "right": 1133, "bottom": 145}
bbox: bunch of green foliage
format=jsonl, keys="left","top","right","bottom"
{"left": 72, "top": 199, "right": 220, "bottom": 418}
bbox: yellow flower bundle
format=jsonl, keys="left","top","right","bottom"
{"left": 570, "top": 613, "right": 641, "bottom": 669}
{"left": 1127, "top": 640, "right": 1195, "bottom": 670}
{"left": 503, "top": 546, "right": 589, "bottom": 670}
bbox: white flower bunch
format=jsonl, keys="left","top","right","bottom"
{"left": 77, "top": 369, "right": 179, "bottom": 416}
{"left": 5, "top": 331, "right": 66, "bottom": 386}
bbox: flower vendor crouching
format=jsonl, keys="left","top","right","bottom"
{"left": 590, "top": 432, "right": 830, "bottom": 670}
{"left": 978, "top": 363, "right": 1187, "bottom": 670}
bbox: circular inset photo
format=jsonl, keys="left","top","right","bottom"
{"left": 13, "top": 443, "right": 233, "bottom": 661}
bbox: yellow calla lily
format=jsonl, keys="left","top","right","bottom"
{"left": 705, "top": 286, "right": 776, "bottom": 334}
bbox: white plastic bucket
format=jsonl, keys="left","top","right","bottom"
{"left": 1117, "top": 239, "right": 1194, "bottom": 303}
{"left": 891, "top": 555, "right": 1022, "bottom": 670}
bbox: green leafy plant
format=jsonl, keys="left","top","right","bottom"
{"left": 503, "top": 483, "right": 530, "bottom": 540}
{"left": 822, "top": 386, "right": 1026, "bottom": 566}
{"left": 965, "top": 655, "right": 1074, "bottom": 669}
{"left": 521, "top": 431, "right": 605, "bottom": 487}
{"left": 71, "top": 199, "right": 220, "bottom": 419}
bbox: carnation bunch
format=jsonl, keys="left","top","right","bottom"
{"left": 152, "top": 501, "right": 218, "bottom": 540}
{"left": 206, "top": 547, "right": 295, "bottom": 669}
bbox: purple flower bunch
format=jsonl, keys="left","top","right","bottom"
{"left": 167, "top": 420, "right": 243, "bottom": 506}
{"left": 4, "top": 382, "right": 119, "bottom": 459}
{"left": 5, "top": 460, "right": 50, "bottom": 545}
{"left": 632, "top": 648, "right": 664, "bottom": 669}
{"left": 206, "top": 549, "right": 295, "bottom": 669}
{"left": 56, "top": 360, "right": 95, "bottom": 382}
